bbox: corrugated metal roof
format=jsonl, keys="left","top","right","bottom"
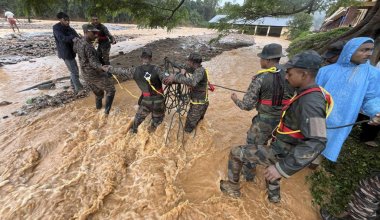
{"left": 209, "top": 15, "right": 292, "bottom": 27}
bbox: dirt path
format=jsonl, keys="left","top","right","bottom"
{"left": 0, "top": 24, "right": 320, "bottom": 219}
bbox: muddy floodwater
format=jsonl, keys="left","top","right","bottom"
{"left": 0, "top": 21, "right": 319, "bottom": 219}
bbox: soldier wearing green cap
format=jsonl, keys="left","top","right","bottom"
{"left": 231, "top": 43, "right": 295, "bottom": 181}
{"left": 73, "top": 24, "right": 116, "bottom": 115}
{"left": 220, "top": 50, "right": 332, "bottom": 203}
{"left": 164, "top": 52, "right": 210, "bottom": 133}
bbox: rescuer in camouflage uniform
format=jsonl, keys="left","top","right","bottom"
{"left": 320, "top": 173, "right": 380, "bottom": 220}
{"left": 91, "top": 15, "right": 116, "bottom": 65}
{"left": 220, "top": 51, "right": 330, "bottom": 203}
{"left": 106, "top": 48, "right": 167, "bottom": 133}
{"left": 164, "top": 52, "right": 209, "bottom": 133}
{"left": 231, "top": 43, "right": 295, "bottom": 181}
{"left": 73, "top": 24, "right": 116, "bottom": 115}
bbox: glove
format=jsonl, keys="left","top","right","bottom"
{"left": 208, "top": 83, "right": 215, "bottom": 92}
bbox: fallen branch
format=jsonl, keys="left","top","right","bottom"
{"left": 17, "top": 76, "right": 71, "bottom": 93}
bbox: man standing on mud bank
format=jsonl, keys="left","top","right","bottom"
{"left": 106, "top": 49, "right": 167, "bottom": 133}
{"left": 91, "top": 15, "right": 116, "bottom": 65}
{"left": 164, "top": 52, "right": 210, "bottom": 133}
{"left": 3, "top": 10, "right": 20, "bottom": 33}
{"left": 73, "top": 24, "right": 115, "bottom": 115}
{"left": 53, "top": 12, "right": 83, "bottom": 93}
{"left": 316, "top": 37, "right": 380, "bottom": 163}
{"left": 231, "top": 43, "right": 294, "bottom": 181}
{"left": 220, "top": 51, "right": 331, "bottom": 203}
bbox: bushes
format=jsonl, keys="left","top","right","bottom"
{"left": 286, "top": 27, "right": 351, "bottom": 57}
{"left": 307, "top": 127, "right": 380, "bottom": 215}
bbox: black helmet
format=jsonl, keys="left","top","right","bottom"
{"left": 141, "top": 48, "right": 152, "bottom": 58}
{"left": 188, "top": 52, "right": 202, "bottom": 64}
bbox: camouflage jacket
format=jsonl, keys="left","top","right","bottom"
{"left": 94, "top": 23, "right": 115, "bottom": 44}
{"left": 108, "top": 64, "right": 166, "bottom": 95}
{"left": 272, "top": 84, "right": 327, "bottom": 178}
{"left": 233, "top": 64, "right": 294, "bottom": 117}
{"left": 174, "top": 66, "right": 208, "bottom": 101}
{"left": 73, "top": 38, "right": 104, "bottom": 80}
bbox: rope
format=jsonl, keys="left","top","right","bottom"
{"left": 163, "top": 59, "right": 191, "bottom": 145}
{"left": 213, "top": 84, "right": 246, "bottom": 93}
{"left": 112, "top": 74, "right": 139, "bottom": 99}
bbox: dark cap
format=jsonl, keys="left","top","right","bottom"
{"left": 82, "top": 24, "right": 99, "bottom": 32}
{"left": 57, "top": 12, "right": 69, "bottom": 19}
{"left": 257, "top": 43, "right": 285, "bottom": 59}
{"left": 284, "top": 50, "right": 323, "bottom": 70}
{"left": 141, "top": 48, "right": 152, "bottom": 58}
{"left": 188, "top": 52, "right": 202, "bottom": 63}
{"left": 322, "top": 40, "right": 345, "bottom": 59}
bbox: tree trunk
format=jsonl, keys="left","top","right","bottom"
{"left": 318, "top": 1, "right": 380, "bottom": 64}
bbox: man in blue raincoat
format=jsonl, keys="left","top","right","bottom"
{"left": 317, "top": 37, "right": 380, "bottom": 162}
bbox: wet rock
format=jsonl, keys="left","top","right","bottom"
{"left": 0, "top": 34, "right": 131, "bottom": 65}
{"left": 13, "top": 88, "right": 91, "bottom": 116}
{"left": 0, "top": 101, "right": 12, "bottom": 106}
{"left": 37, "top": 83, "right": 56, "bottom": 90}
{"left": 11, "top": 110, "right": 27, "bottom": 116}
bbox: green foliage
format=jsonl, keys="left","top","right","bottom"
{"left": 1, "top": 0, "right": 218, "bottom": 29}
{"left": 286, "top": 27, "right": 351, "bottom": 57}
{"left": 287, "top": 12, "right": 313, "bottom": 40}
{"left": 307, "top": 127, "right": 380, "bottom": 215}
{"left": 213, "top": 0, "right": 326, "bottom": 32}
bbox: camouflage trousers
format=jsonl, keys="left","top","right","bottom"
{"left": 185, "top": 102, "right": 209, "bottom": 133}
{"left": 133, "top": 96, "right": 165, "bottom": 132}
{"left": 85, "top": 75, "right": 116, "bottom": 98}
{"left": 97, "top": 42, "right": 111, "bottom": 65}
{"left": 347, "top": 174, "right": 380, "bottom": 219}
{"left": 228, "top": 144, "right": 281, "bottom": 198}
{"left": 243, "top": 114, "right": 280, "bottom": 180}
{"left": 246, "top": 114, "right": 280, "bottom": 145}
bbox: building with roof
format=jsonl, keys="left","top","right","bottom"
{"left": 209, "top": 15, "right": 293, "bottom": 37}
{"left": 320, "top": 0, "right": 376, "bottom": 31}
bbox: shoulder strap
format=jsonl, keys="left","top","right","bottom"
{"left": 282, "top": 87, "right": 322, "bottom": 111}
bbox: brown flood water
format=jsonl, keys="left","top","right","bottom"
{"left": 0, "top": 28, "right": 320, "bottom": 219}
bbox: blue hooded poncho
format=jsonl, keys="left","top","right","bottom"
{"left": 317, "top": 37, "right": 380, "bottom": 162}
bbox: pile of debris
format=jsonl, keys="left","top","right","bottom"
{"left": 11, "top": 89, "right": 90, "bottom": 116}
{"left": 0, "top": 33, "right": 131, "bottom": 65}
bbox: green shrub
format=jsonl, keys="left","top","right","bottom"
{"left": 287, "top": 27, "right": 351, "bottom": 57}
{"left": 307, "top": 127, "right": 380, "bottom": 215}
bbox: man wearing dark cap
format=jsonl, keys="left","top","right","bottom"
{"left": 220, "top": 50, "right": 331, "bottom": 203}
{"left": 91, "top": 14, "right": 116, "bottom": 65}
{"left": 231, "top": 43, "right": 294, "bottom": 181}
{"left": 53, "top": 12, "right": 83, "bottom": 93}
{"left": 164, "top": 52, "right": 210, "bottom": 133}
{"left": 105, "top": 48, "right": 167, "bottom": 133}
{"left": 73, "top": 24, "right": 116, "bottom": 115}
{"left": 321, "top": 40, "right": 345, "bottom": 65}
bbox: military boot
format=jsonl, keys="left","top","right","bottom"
{"left": 220, "top": 180, "right": 241, "bottom": 198}
{"left": 320, "top": 208, "right": 352, "bottom": 220}
{"left": 267, "top": 180, "right": 281, "bottom": 203}
{"left": 104, "top": 94, "right": 115, "bottom": 115}
{"left": 95, "top": 96, "right": 103, "bottom": 109}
